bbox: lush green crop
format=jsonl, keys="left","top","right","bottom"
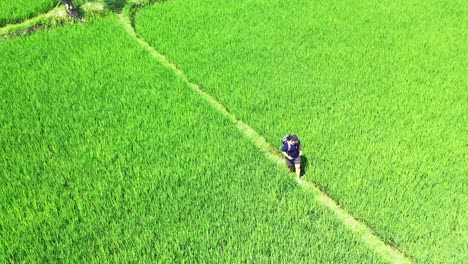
{"left": 0, "top": 0, "right": 58, "bottom": 26}
{"left": 136, "top": 0, "right": 467, "bottom": 262}
{"left": 0, "top": 16, "right": 383, "bottom": 262}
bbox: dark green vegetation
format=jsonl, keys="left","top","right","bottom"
{"left": 136, "top": 0, "right": 467, "bottom": 262}
{"left": 0, "top": 16, "right": 383, "bottom": 262}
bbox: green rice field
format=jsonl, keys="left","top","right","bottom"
{"left": 0, "top": 13, "right": 383, "bottom": 263}
{"left": 1, "top": 0, "right": 467, "bottom": 262}
{"left": 0, "top": 0, "right": 57, "bottom": 26}
{"left": 136, "top": 0, "right": 467, "bottom": 262}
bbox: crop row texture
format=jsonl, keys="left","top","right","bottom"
{"left": 135, "top": 0, "right": 467, "bottom": 262}
{"left": 0, "top": 16, "right": 382, "bottom": 262}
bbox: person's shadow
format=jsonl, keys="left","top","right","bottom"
{"left": 300, "top": 155, "right": 309, "bottom": 177}
{"left": 102, "top": 0, "right": 127, "bottom": 12}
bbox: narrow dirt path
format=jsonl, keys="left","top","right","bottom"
{"left": 119, "top": 9, "right": 413, "bottom": 264}
{"left": 0, "top": 2, "right": 413, "bottom": 262}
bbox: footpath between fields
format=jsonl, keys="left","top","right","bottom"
{"left": 119, "top": 5, "right": 413, "bottom": 264}
{"left": 0, "top": 2, "right": 413, "bottom": 263}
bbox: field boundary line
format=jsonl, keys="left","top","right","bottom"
{"left": 0, "top": 2, "right": 105, "bottom": 38}
{"left": 0, "top": 5, "right": 70, "bottom": 37}
{"left": 118, "top": 12, "right": 413, "bottom": 264}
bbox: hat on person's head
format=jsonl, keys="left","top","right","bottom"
{"left": 289, "top": 134, "right": 299, "bottom": 142}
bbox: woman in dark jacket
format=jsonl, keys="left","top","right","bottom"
{"left": 281, "top": 134, "right": 303, "bottom": 183}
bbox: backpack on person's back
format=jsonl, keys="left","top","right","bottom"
{"left": 281, "top": 134, "right": 299, "bottom": 153}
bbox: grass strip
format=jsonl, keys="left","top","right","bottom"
{"left": 0, "top": 2, "right": 106, "bottom": 38}
{"left": 0, "top": 0, "right": 57, "bottom": 27}
{"left": 1, "top": 14, "right": 383, "bottom": 262}
{"left": 135, "top": 1, "right": 467, "bottom": 261}
{"left": 120, "top": 10, "right": 412, "bottom": 264}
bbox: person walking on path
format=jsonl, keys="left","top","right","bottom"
{"left": 281, "top": 134, "right": 303, "bottom": 183}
